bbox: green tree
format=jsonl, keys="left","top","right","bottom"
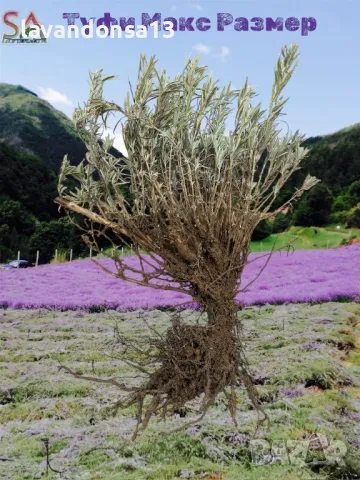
{"left": 251, "top": 219, "right": 272, "bottom": 240}
{"left": 347, "top": 207, "right": 360, "bottom": 228}
{"left": 332, "top": 193, "right": 357, "bottom": 212}
{"left": 29, "top": 217, "right": 86, "bottom": 264}
{"left": 0, "top": 142, "right": 58, "bottom": 221}
{"left": 271, "top": 213, "right": 290, "bottom": 233}
{"left": 0, "top": 198, "right": 36, "bottom": 261}
{"left": 349, "top": 180, "right": 360, "bottom": 201}
{"left": 330, "top": 210, "right": 351, "bottom": 225}
{"left": 294, "top": 184, "right": 333, "bottom": 226}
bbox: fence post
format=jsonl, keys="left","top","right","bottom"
{"left": 70, "top": 249, "right": 73, "bottom": 262}
{"left": 17, "top": 250, "right": 20, "bottom": 268}
{"left": 35, "top": 250, "right": 39, "bottom": 267}
{"left": 121, "top": 247, "right": 124, "bottom": 256}
{"left": 90, "top": 248, "right": 92, "bottom": 259}
{"left": 55, "top": 249, "right": 58, "bottom": 262}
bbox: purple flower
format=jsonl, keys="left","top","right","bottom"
{"left": 0, "top": 244, "right": 359, "bottom": 310}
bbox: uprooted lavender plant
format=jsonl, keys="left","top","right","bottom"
{"left": 56, "top": 44, "right": 318, "bottom": 437}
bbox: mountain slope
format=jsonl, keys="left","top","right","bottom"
{"left": 302, "top": 122, "right": 360, "bottom": 190}
{"left": 0, "top": 83, "right": 128, "bottom": 263}
{"left": 0, "top": 83, "right": 86, "bottom": 171}
{"left": 0, "top": 141, "right": 58, "bottom": 221}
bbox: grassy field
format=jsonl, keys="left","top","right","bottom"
{"left": 250, "top": 226, "right": 360, "bottom": 253}
{"left": 0, "top": 303, "right": 360, "bottom": 479}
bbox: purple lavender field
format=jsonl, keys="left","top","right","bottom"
{"left": 1, "top": 244, "right": 359, "bottom": 310}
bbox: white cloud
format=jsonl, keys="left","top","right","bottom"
{"left": 103, "top": 127, "right": 128, "bottom": 157}
{"left": 192, "top": 44, "right": 231, "bottom": 62}
{"left": 38, "top": 87, "right": 72, "bottom": 106}
{"left": 220, "top": 46, "right": 230, "bottom": 61}
{"left": 193, "top": 43, "right": 211, "bottom": 55}
{"left": 191, "top": 3, "right": 203, "bottom": 11}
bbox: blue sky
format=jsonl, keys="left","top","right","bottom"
{"left": 0, "top": 0, "right": 359, "bottom": 154}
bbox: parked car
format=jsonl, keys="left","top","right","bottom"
{"left": 1, "top": 260, "right": 35, "bottom": 270}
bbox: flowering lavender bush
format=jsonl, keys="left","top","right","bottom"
{"left": 0, "top": 244, "right": 358, "bottom": 311}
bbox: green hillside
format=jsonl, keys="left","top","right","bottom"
{"left": 268, "top": 123, "right": 360, "bottom": 231}
{"left": 251, "top": 226, "right": 360, "bottom": 252}
{"left": 302, "top": 122, "right": 360, "bottom": 189}
{"left": 0, "top": 83, "right": 127, "bottom": 263}
{"left": 0, "top": 83, "right": 86, "bottom": 171}
{"left": 0, "top": 141, "right": 58, "bottom": 221}
{"left": 0, "top": 83, "right": 89, "bottom": 262}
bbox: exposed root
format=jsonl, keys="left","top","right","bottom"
{"left": 60, "top": 314, "right": 269, "bottom": 440}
